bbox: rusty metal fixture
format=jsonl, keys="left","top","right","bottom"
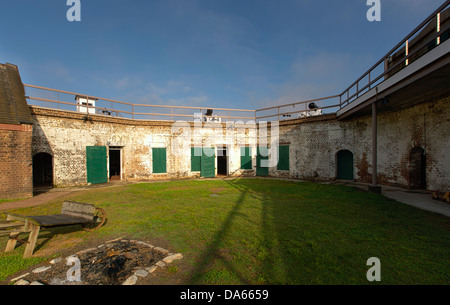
{"left": 82, "top": 207, "right": 106, "bottom": 232}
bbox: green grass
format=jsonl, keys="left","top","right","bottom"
{"left": 1, "top": 179, "right": 449, "bottom": 284}
{"left": 0, "top": 254, "right": 47, "bottom": 282}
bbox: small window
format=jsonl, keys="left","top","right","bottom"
{"left": 191, "top": 147, "right": 202, "bottom": 172}
{"left": 152, "top": 148, "right": 167, "bottom": 174}
{"left": 240, "top": 147, "right": 252, "bottom": 170}
{"left": 277, "top": 145, "right": 290, "bottom": 171}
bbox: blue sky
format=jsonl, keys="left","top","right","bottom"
{"left": 0, "top": 0, "right": 446, "bottom": 110}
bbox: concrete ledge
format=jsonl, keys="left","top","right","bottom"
{"left": 368, "top": 185, "right": 382, "bottom": 194}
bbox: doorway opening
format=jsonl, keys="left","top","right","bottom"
{"left": 336, "top": 150, "right": 354, "bottom": 180}
{"left": 217, "top": 147, "right": 228, "bottom": 176}
{"left": 409, "top": 146, "right": 426, "bottom": 189}
{"left": 109, "top": 147, "right": 122, "bottom": 181}
{"left": 33, "top": 153, "right": 53, "bottom": 188}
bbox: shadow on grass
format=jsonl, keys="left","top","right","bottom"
{"left": 186, "top": 178, "right": 450, "bottom": 285}
{"left": 187, "top": 178, "right": 303, "bottom": 284}
{"left": 187, "top": 187, "right": 252, "bottom": 284}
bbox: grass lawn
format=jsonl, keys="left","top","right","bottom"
{"left": 0, "top": 178, "right": 449, "bottom": 284}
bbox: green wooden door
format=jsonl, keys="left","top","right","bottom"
{"left": 86, "top": 146, "right": 108, "bottom": 184}
{"left": 256, "top": 147, "right": 269, "bottom": 177}
{"left": 277, "top": 145, "right": 290, "bottom": 171}
{"left": 337, "top": 150, "right": 354, "bottom": 180}
{"left": 191, "top": 147, "right": 202, "bottom": 172}
{"left": 201, "top": 147, "right": 216, "bottom": 178}
{"left": 152, "top": 148, "right": 167, "bottom": 174}
{"left": 240, "top": 146, "right": 252, "bottom": 170}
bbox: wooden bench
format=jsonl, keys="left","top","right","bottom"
{"left": 0, "top": 201, "right": 106, "bottom": 258}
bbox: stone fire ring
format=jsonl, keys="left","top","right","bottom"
{"left": 10, "top": 238, "right": 183, "bottom": 285}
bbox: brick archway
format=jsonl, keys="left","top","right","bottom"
{"left": 32, "top": 152, "right": 53, "bottom": 187}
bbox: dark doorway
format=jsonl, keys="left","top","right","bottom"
{"left": 217, "top": 148, "right": 227, "bottom": 176}
{"left": 33, "top": 153, "right": 53, "bottom": 187}
{"left": 109, "top": 149, "right": 121, "bottom": 181}
{"left": 409, "top": 146, "right": 426, "bottom": 189}
{"left": 337, "top": 150, "right": 354, "bottom": 180}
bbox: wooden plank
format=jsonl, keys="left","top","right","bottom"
{"left": 5, "top": 232, "right": 19, "bottom": 252}
{"left": 4, "top": 213, "right": 40, "bottom": 226}
{"left": 61, "top": 201, "right": 95, "bottom": 221}
{"left": 0, "top": 221, "right": 24, "bottom": 229}
{"left": 0, "top": 228, "right": 26, "bottom": 235}
{"left": 23, "top": 224, "right": 40, "bottom": 258}
{"left": 27, "top": 214, "right": 92, "bottom": 227}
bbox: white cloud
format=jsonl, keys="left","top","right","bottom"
{"left": 251, "top": 50, "right": 373, "bottom": 110}
{"left": 41, "top": 61, "right": 76, "bottom": 83}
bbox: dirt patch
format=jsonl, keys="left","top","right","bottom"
{"left": 35, "top": 237, "right": 85, "bottom": 257}
{"left": 209, "top": 187, "right": 226, "bottom": 194}
{"left": 0, "top": 191, "right": 74, "bottom": 211}
{"left": 11, "top": 239, "right": 182, "bottom": 285}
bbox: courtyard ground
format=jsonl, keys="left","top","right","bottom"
{"left": 0, "top": 178, "right": 449, "bottom": 284}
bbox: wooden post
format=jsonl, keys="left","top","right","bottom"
{"left": 5, "top": 214, "right": 21, "bottom": 252}
{"left": 5, "top": 233, "right": 19, "bottom": 252}
{"left": 23, "top": 224, "right": 40, "bottom": 258}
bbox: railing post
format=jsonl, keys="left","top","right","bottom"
{"left": 437, "top": 12, "right": 441, "bottom": 45}
{"left": 132, "top": 105, "right": 134, "bottom": 120}
{"left": 405, "top": 40, "right": 409, "bottom": 66}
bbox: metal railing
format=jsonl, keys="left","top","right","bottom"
{"left": 338, "top": 0, "right": 449, "bottom": 107}
{"left": 24, "top": 84, "right": 256, "bottom": 122}
{"left": 255, "top": 1, "right": 449, "bottom": 120}
{"left": 254, "top": 95, "right": 341, "bottom": 121}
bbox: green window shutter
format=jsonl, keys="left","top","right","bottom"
{"left": 201, "top": 147, "right": 216, "bottom": 178}
{"left": 240, "top": 147, "right": 252, "bottom": 170}
{"left": 152, "top": 148, "right": 167, "bottom": 174}
{"left": 256, "top": 147, "right": 269, "bottom": 177}
{"left": 191, "top": 147, "right": 202, "bottom": 172}
{"left": 277, "top": 145, "right": 290, "bottom": 171}
{"left": 86, "top": 146, "right": 108, "bottom": 184}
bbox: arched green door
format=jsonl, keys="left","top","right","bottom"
{"left": 337, "top": 150, "right": 354, "bottom": 180}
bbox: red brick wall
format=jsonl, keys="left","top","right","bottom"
{"left": 0, "top": 124, "right": 33, "bottom": 199}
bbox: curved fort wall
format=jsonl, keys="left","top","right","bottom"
{"left": 31, "top": 95, "right": 450, "bottom": 192}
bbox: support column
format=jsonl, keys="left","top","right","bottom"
{"left": 372, "top": 101, "right": 378, "bottom": 186}
{"left": 369, "top": 90, "right": 382, "bottom": 194}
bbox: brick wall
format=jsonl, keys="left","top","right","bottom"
{"left": 30, "top": 95, "right": 450, "bottom": 192}
{"left": 274, "top": 95, "right": 449, "bottom": 192}
{"left": 31, "top": 107, "right": 259, "bottom": 187}
{"left": 0, "top": 124, "right": 33, "bottom": 199}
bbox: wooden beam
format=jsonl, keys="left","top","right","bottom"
{"left": 23, "top": 224, "right": 40, "bottom": 258}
